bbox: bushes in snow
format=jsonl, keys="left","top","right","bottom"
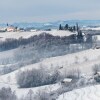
{"left": 34, "top": 89, "right": 51, "bottom": 100}
{"left": 94, "top": 75, "right": 100, "bottom": 83}
{"left": 20, "top": 89, "right": 53, "bottom": 100}
{"left": 19, "top": 89, "right": 34, "bottom": 100}
{"left": 93, "top": 64, "right": 100, "bottom": 83}
{"left": 0, "top": 87, "right": 17, "bottom": 100}
{"left": 16, "top": 68, "right": 60, "bottom": 88}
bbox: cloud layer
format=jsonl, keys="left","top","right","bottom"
{"left": 0, "top": 0, "right": 100, "bottom": 23}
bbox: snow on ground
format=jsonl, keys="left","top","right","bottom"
{"left": 0, "top": 48, "right": 15, "bottom": 58}
{"left": 0, "top": 29, "right": 100, "bottom": 99}
{"left": 0, "top": 48, "right": 100, "bottom": 98}
{"left": 57, "top": 85, "right": 100, "bottom": 100}
{"left": 84, "top": 27, "right": 100, "bottom": 31}
{"left": 0, "top": 82, "right": 60, "bottom": 99}
{"left": 0, "top": 48, "right": 100, "bottom": 84}
{"left": 0, "top": 30, "right": 75, "bottom": 41}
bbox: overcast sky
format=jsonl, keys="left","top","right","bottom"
{"left": 0, "top": 0, "right": 100, "bottom": 23}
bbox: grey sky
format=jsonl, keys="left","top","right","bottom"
{"left": 0, "top": 0, "right": 100, "bottom": 23}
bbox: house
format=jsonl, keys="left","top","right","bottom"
{"left": 60, "top": 78, "right": 72, "bottom": 86}
{"left": 7, "top": 26, "right": 17, "bottom": 32}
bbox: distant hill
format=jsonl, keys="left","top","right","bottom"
{"left": 1, "top": 20, "right": 100, "bottom": 29}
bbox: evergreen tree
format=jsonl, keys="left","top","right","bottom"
{"left": 76, "top": 23, "right": 79, "bottom": 32}
{"left": 73, "top": 26, "right": 76, "bottom": 31}
{"left": 78, "top": 30, "right": 82, "bottom": 36}
{"left": 64, "top": 24, "right": 69, "bottom": 30}
{"left": 59, "top": 24, "right": 63, "bottom": 30}
{"left": 69, "top": 27, "right": 73, "bottom": 32}
{"left": 77, "top": 30, "right": 84, "bottom": 42}
{"left": 7, "top": 23, "right": 9, "bottom": 27}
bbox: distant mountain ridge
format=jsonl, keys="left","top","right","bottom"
{"left": 1, "top": 20, "right": 100, "bottom": 29}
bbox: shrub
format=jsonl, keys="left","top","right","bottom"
{"left": 34, "top": 90, "right": 51, "bottom": 100}
{"left": 83, "top": 56, "right": 88, "bottom": 62}
{"left": 94, "top": 75, "right": 100, "bottom": 83}
{"left": 16, "top": 68, "right": 60, "bottom": 88}
{"left": 74, "top": 56, "right": 79, "bottom": 64}
{"left": 0, "top": 87, "right": 17, "bottom": 100}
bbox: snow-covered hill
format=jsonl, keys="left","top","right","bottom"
{"left": 1, "top": 48, "right": 100, "bottom": 83}
{"left": 0, "top": 29, "right": 100, "bottom": 99}
{"left": 0, "top": 30, "right": 75, "bottom": 41}
{"left": 0, "top": 48, "right": 100, "bottom": 99}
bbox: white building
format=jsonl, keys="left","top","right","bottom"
{"left": 7, "top": 26, "right": 16, "bottom": 32}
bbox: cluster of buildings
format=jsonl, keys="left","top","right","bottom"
{"left": 0, "top": 24, "right": 24, "bottom": 32}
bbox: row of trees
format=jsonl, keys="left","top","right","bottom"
{"left": 59, "top": 23, "right": 79, "bottom": 32}
{"left": 59, "top": 23, "right": 86, "bottom": 43}
{"left": 0, "top": 32, "right": 86, "bottom": 51}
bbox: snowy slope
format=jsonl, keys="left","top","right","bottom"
{"left": 0, "top": 49, "right": 100, "bottom": 84}
{"left": 0, "top": 48, "right": 15, "bottom": 58}
{"left": 0, "top": 30, "right": 75, "bottom": 41}
{"left": 0, "top": 48, "right": 100, "bottom": 98}
{"left": 0, "top": 81, "right": 60, "bottom": 99}
{"left": 57, "top": 85, "right": 100, "bottom": 100}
